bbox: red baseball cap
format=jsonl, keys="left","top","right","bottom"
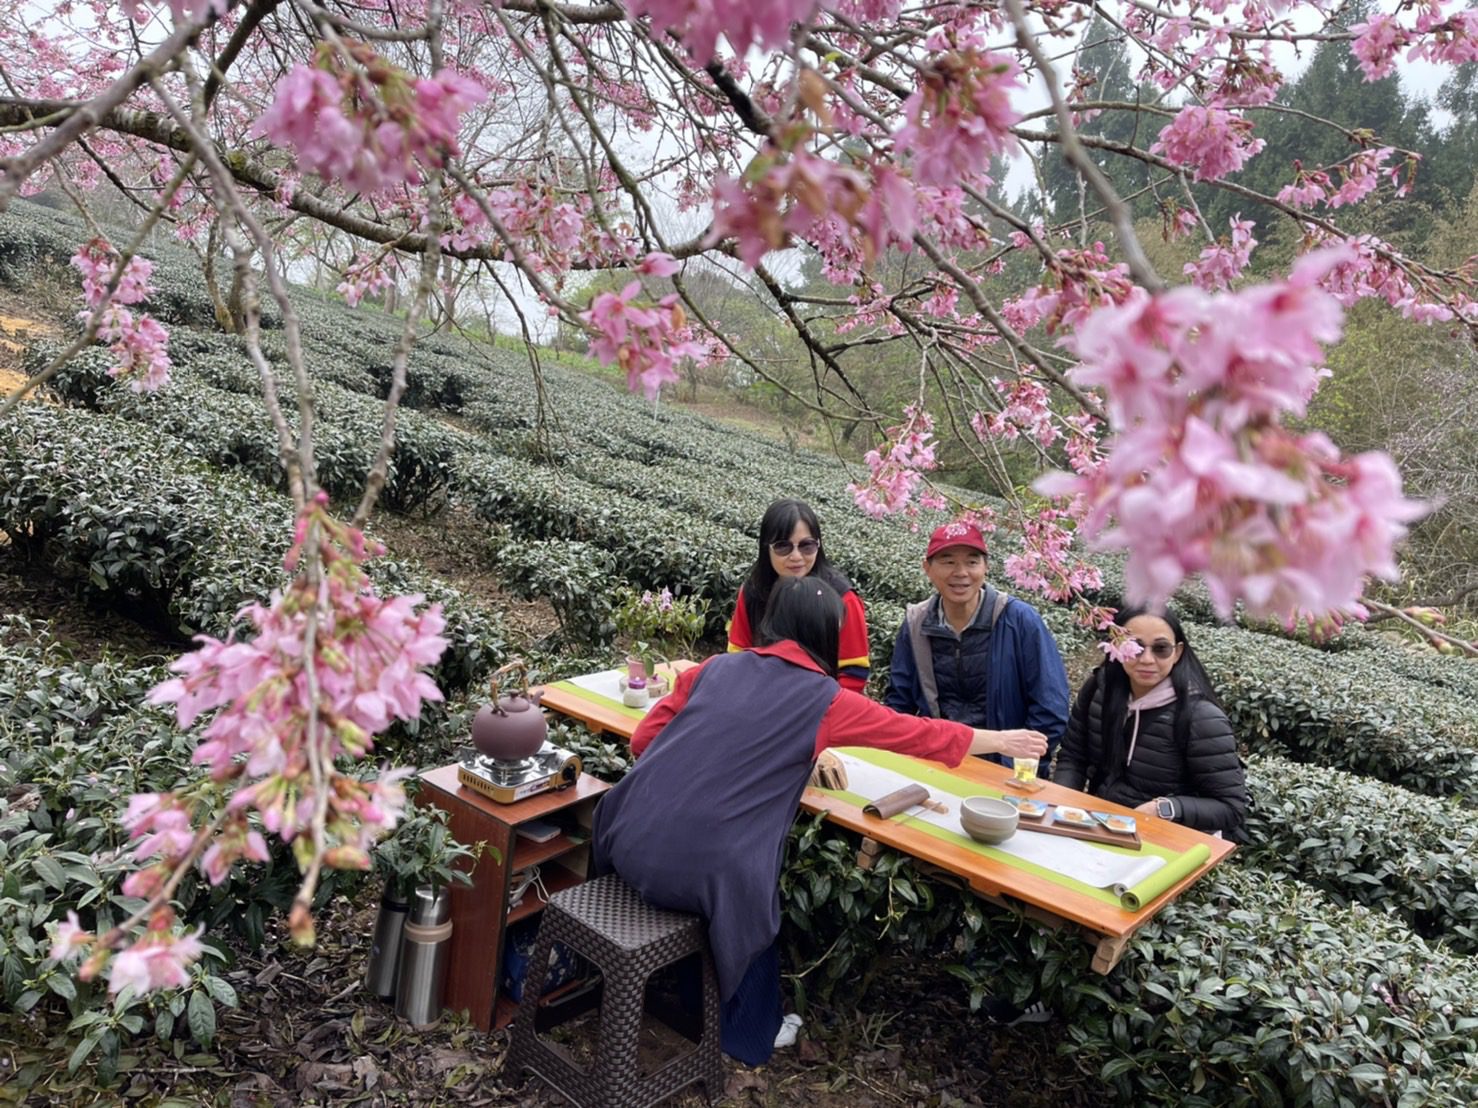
{"left": 925, "top": 521, "right": 988, "bottom": 559}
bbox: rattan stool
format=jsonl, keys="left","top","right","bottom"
{"left": 507, "top": 874, "right": 724, "bottom": 1107}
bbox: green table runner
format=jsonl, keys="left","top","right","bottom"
{"left": 816, "top": 748, "right": 1210, "bottom": 912}
{"left": 549, "top": 679, "right": 650, "bottom": 722}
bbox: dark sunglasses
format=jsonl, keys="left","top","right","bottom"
{"left": 1132, "top": 638, "right": 1178, "bottom": 660}
{"left": 770, "top": 538, "right": 820, "bottom": 557}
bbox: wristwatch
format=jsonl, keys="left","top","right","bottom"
{"left": 1155, "top": 797, "right": 1176, "bottom": 820}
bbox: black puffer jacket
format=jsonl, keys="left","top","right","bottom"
{"left": 1054, "top": 676, "right": 1247, "bottom": 837}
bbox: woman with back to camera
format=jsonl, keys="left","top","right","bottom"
{"left": 728, "top": 498, "right": 871, "bottom": 692}
{"left": 594, "top": 577, "right": 1047, "bottom": 1065}
{"left": 1054, "top": 606, "right": 1247, "bottom": 839}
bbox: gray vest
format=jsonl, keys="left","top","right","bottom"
{"left": 905, "top": 590, "right": 1010, "bottom": 718}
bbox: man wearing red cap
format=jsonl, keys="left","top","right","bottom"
{"left": 885, "top": 521, "right": 1070, "bottom": 773}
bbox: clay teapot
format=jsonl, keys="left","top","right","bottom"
{"left": 471, "top": 659, "right": 547, "bottom": 762}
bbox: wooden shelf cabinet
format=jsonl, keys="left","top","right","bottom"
{"left": 419, "top": 762, "right": 610, "bottom": 1032}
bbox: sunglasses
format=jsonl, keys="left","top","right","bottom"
{"left": 770, "top": 538, "right": 820, "bottom": 557}
{"left": 1131, "top": 639, "right": 1178, "bottom": 660}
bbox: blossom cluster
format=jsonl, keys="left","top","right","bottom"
{"left": 972, "top": 377, "right": 1058, "bottom": 448}
{"left": 1151, "top": 106, "right": 1265, "bottom": 182}
{"left": 1002, "top": 241, "right": 1134, "bottom": 335}
{"left": 1352, "top": 5, "right": 1478, "bottom": 81}
{"left": 337, "top": 252, "right": 400, "bottom": 307}
{"left": 1002, "top": 508, "right": 1103, "bottom": 603}
{"left": 1277, "top": 149, "right": 1411, "bottom": 211}
{"left": 709, "top": 147, "right": 915, "bottom": 269}
{"left": 626, "top": 0, "right": 819, "bottom": 64}
{"left": 580, "top": 254, "right": 705, "bottom": 398}
{"left": 849, "top": 405, "right": 937, "bottom": 518}
{"left": 1038, "top": 247, "right": 1426, "bottom": 621}
{"left": 893, "top": 35, "right": 1023, "bottom": 188}
{"left": 1314, "top": 232, "right": 1473, "bottom": 325}
{"left": 70, "top": 238, "right": 172, "bottom": 392}
{"left": 1184, "top": 215, "right": 1257, "bottom": 291}
{"left": 52, "top": 497, "right": 447, "bottom": 993}
{"left": 256, "top": 42, "right": 485, "bottom": 195}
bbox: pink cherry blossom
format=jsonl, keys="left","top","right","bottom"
{"left": 49, "top": 911, "right": 91, "bottom": 963}
{"left": 625, "top": 0, "right": 819, "bottom": 64}
{"left": 849, "top": 405, "right": 937, "bottom": 518}
{"left": 1038, "top": 248, "right": 1427, "bottom": 622}
{"left": 1407, "top": 9, "right": 1478, "bottom": 66}
{"left": 124, "top": 792, "right": 196, "bottom": 862}
{"left": 579, "top": 280, "right": 704, "bottom": 399}
{"left": 256, "top": 52, "right": 485, "bottom": 195}
{"left": 1350, "top": 14, "right": 1410, "bottom": 80}
{"left": 70, "top": 239, "right": 172, "bottom": 391}
{"left": 107, "top": 927, "right": 205, "bottom": 994}
{"left": 894, "top": 43, "right": 1022, "bottom": 187}
{"left": 337, "top": 253, "right": 399, "bottom": 307}
{"left": 1184, "top": 215, "right": 1257, "bottom": 291}
{"left": 1152, "top": 106, "right": 1265, "bottom": 182}
{"left": 1098, "top": 635, "right": 1145, "bottom": 665}
{"left": 144, "top": 498, "right": 445, "bottom": 862}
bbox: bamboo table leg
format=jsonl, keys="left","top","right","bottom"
{"left": 856, "top": 836, "right": 883, "bottom": 870}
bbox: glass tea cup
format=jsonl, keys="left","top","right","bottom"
{"left": 1012, "top": 757, "right": 1039, "bottom": 785}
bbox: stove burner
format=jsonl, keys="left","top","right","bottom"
{"left": 458, "top": 742, "right": 582, "bottom": 804}
{"left": 478, "top": 756, "right": 536, "bottom": 780}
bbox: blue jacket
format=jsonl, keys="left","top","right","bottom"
{"left": 885, "top": 588, "right": 1070, "bottom": 768}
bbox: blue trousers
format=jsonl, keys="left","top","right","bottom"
{"left": 720, "top": 940, "right": 782, "bottom": 1066}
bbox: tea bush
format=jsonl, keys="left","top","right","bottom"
{"left": 0, "top": 406, "right": 505, "bottom": 692}
{"left": 786, "top": 819, "right": 1478, "bottom": 1106}
{"left": 492, "top": 536, "right": 620, "bottom": 648}
{"left": 1243, "top": 754, "right": 1478, "bottom": 952}
{"left": 1193, "top": 624, "right": 1478, "bottom": 799}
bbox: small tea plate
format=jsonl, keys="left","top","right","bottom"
{"left": 1053, "top": 805, "right": 1094, "bottom": 827}
{"left": 1093, "top": 811, "right": 1137, "bottom": 835}
{"left": 999, "top": 796, "right": 1048, "bottom": 819}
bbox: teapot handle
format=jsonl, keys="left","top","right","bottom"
{"left": 488, "top": 657, "right": 531, "bottom": 709}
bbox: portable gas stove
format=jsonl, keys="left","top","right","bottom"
{"left": 457, "top": 742, "right": 582, "bottom": 804}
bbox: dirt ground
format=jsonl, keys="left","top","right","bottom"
{"left": 3, "top": 892, "right": 1101, "bottom": 1108}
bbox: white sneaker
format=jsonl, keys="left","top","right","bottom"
{"left": 773, "top": 1013, "right": 803, "bottom": 1048}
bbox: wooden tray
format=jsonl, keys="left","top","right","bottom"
{"left": 1016, "top": 807, "right": 1142, "bottom": 850}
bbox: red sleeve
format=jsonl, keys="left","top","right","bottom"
{"left": 836, "top": 589, "right": 871, "bottom": 693}
{"left": 726, "top": 587, "right": 752, "bottom": 652}
{"left": 630, "top": 660, "right": 706, "bottom": 757}
{"left": 814, "top": 688, "right": 972, "bottom": 765}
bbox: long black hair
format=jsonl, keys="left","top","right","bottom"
{"left": 1087, "top": 606, "right": 1222, "bottom": 770}
{"left": 758, "top": 577, "right": 843, "bottom": 677}
{"left": 741, "top": 498, "right": 853, "bottom": 635}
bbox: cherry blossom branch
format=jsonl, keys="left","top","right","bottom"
{"left": 0, "top": 6, "right": 226, "bottom": 207}
{"left": 1004, "top": 0, "right": 1162, "bottom": 294}
{"left": 145, "top": 74, "right": 320, "bottom": 503}
{"left": 911, "top": 233, "right": 1105, "bottom": 421}
{"left": 96, "top": 810, "right": 228, "bottom": 948}
{"left": 0, "top": 154, "right": 193, "bottom": 417}
{"left": 1363, "top": 599, "right": 1478, "bottom": 656}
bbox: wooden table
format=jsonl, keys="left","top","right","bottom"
{"left": 534, "top": 660, "right": 698, "bottom": 738}
{"left": 537, "top": 663, "right": 1234, "bottom": 973}
{"left": 803, "top": 757, "right": 1235, "bottom": 972}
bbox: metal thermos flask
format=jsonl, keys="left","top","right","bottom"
{"left": 364, "top": 887, "right": 409, "bottom": 1000}
{"left": 394, "top": 885, "right": 452, "bottom": 1028}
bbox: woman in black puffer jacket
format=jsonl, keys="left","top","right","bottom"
{"left": 1054, "top": 607, "right": 1247, "bottom": 840}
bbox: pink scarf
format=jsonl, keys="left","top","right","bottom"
{"left": 1125, "top": 678, "right": 1177, "bottom": 766}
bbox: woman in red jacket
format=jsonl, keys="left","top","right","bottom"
{"left": 596, "top": 577, "right": 1047, "bottom": 1065}
{"left": 727, "top": 498, "right": 872, "bottom": 692}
